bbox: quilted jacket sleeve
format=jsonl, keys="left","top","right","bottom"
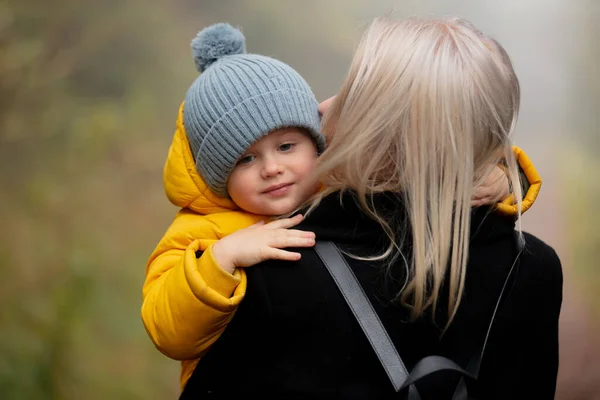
{"left": 141, "top": 209, "right": 247, "bottom": 360}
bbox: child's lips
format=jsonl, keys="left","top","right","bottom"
{"left": 262, "top": 183, "right": 293, "bottom": 197}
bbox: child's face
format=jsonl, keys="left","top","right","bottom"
{"left": 227, "top": 127, "right": 319, "bottom": 216}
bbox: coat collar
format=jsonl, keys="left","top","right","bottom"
{"left": 297, "top": 191, "right": 515, "bottom": 246}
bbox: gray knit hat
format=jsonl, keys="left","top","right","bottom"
{"left": 183, "top": 23, "right": 325, "bottom": 197}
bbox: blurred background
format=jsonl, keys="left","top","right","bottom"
{"left": 1, "top": 0, "right": 598, "bottom": 398}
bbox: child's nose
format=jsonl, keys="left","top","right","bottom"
{"left": 261, "top": 158, "right": 283, "bottom": 178}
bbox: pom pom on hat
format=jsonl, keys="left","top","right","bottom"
{"left": 191, "top": 23, "right": 246, "bottom": 72}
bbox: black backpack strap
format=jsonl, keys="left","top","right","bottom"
{"left": 399, "top": 235, "right": 522, "bottom": 398}
{"left": 315, "top": 239, "right": 522, "bottom": 400}
{"left": 314, "top": 241, "right": 419, "bottom": 397}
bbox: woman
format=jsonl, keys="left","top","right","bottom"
{"left": 179, "top": 17, "right": 562, "bottom": 399}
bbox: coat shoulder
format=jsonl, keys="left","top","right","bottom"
{"left": 519, "top": 232, "right": 563, "bottom": 285}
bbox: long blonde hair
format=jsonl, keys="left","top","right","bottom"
{"left": 314, "top": 17, "right": 522, "bottom": 325}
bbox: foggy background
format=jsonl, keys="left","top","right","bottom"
{"left": 1, "top": 0, "right": 598, "bottom": 398}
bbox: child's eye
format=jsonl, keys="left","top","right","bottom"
{"left": 237, "top": 155, "right": 256, "bottom": 165}
{"left": 279, "top": 143, "right": 295, "bottom": 152}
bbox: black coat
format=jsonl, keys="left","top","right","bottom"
{"left": 182, "top": 192, "right": 563, "bottom": 400}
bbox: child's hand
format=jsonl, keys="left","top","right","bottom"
{"left": 472, "top": 166, "right": 510, "bottom": 207}
{"left": 212, "top": 214, "right": 315, "bottom": 274}
{"left": 318, "top": 96, "right": 336, "bottom": 115}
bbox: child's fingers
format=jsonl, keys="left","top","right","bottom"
{"left": 266, "top": 229, "right": 315, "bottom": 244}
{"left": 265, "top": 214, "right": 305, "bottom": 230}
{"left": 472, "top": 193, "right": 504, "bottom": 206}
{"left": 472, "top": 187, "right": 494, "bottom": 201}
{"left": 471, "top": 198, "right": 486, "bottom": 207}
{"left": 472, "top": 186, "right": 493, "bottom": 199}
{"left": 266, "top": 248, "right": 303, "bottom": 261}
{"left": 279, "top": 229, "right": 315, "bottom": 239}
{"left": 269, "top": 235, "right": 316, "bottom": 249}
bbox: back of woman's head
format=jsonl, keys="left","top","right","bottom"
{"left": 317, "top": 17, "right": 522, "bottom": 325}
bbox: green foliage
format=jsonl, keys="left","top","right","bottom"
{"left": 0, "top": 0, "right": 188, "bottom": 398}
{"left": 0, "top": 1, "right": 355, "bottom": 398}
{"left": 566, "top": 0, "right": 600, "bottom": 317}
{"left": 563, "top": 147, "right": 600, "bottom": 317}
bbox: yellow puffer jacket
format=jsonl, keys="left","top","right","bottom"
{"left": 141, "top": 103, "right": 263, "bottom": 390}
{"left": 142, "top": 102, "right": 542, "bottom": 392}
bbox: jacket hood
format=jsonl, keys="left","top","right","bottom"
{"left": 163, "top": 102, "right": 239, "bottom": 214}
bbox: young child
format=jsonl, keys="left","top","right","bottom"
{"left": 141, "top": 23, "right": 541, "bottom": 392}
